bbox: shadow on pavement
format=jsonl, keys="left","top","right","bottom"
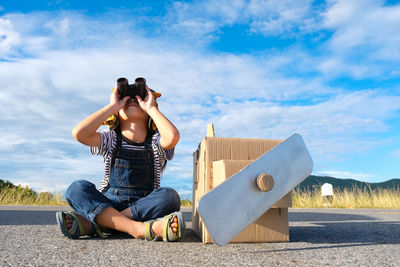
{"left": 289, "top": 212, "right": 376, "bottom": 222}
{"left": 93, "top": 227, "right": 201, "bottom": 242}
{"left": 288, "top": 210, "right": 400, "bottom": 245}
{"left": 182, "top": 211, "right": 192, "bottom": 222}
{"left": 289, "top": 221, "right": 400, "bottom": 244}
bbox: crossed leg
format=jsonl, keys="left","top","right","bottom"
{"left": 64, "top": 206, "right": 178, "bottom": 239}
{"left": 64, "top": 180, "right": 180, "bottom": 239}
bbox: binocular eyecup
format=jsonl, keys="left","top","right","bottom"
{"left": 117, "top": 77, "right": 147, "bottom": 100}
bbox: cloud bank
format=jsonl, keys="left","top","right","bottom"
{"left": 1, "top": 1, "right": 399, "bottom": 194}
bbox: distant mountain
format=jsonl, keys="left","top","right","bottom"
{"left": 295, "top": 175, "right": 400, "bottom": 192}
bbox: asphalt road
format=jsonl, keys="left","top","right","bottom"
{"left": 1, "top": 206, "right": 399, "bottom": 266}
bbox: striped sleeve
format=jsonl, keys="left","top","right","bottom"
{"left": 153, "top": 132, "right": 175, "bottom": 161}
{"left": 93, "top": 130, "right": 116, "bottom": 192}
{"left": 165, "top": 147, "right": 175, "bottom": 161}
{"left": 90, "top": 131, "right": 114, "bottom": 156}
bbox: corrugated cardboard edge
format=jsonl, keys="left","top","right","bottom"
{"left": 192, "top": 140, "right": 205, "bottom": 239}
{"left": 230, "top": 208, "right": 289, "bottom": 243}
{"left": 193, "top": 137, "right": 291, "bottom": 244}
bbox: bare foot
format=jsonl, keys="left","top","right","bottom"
{"left": 151, "top": 216, "right": 179, "bottom": 238}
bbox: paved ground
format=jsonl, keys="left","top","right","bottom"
{"left": 1, "top": 206, "right": 399, "bottom": 266}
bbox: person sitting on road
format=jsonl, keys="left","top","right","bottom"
{"left": 56, "top": 79, "right": 183, "bottom": 241}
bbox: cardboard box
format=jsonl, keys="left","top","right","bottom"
{"left": 193, "top": 137, "right": 292, "bottom": 243}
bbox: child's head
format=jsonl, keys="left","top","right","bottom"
{"left": 102, "top": 86, "right": 161, "bottom": 132}
{"left": 118, "top": 98, "right": 149, "bottom": 123}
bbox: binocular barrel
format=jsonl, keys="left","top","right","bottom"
{"left": 134, "top": 77, "right": 146, "bottom": 85}
{"left": 117, "top": 77, "right": 129, "bottom": 95}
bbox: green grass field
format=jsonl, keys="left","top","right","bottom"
{"left": 0, "top": 185, "right": 67, "bottom": 206}
{"left": 0, "top": 180, "right": 193, "bottom": 207}
{"left": 1, "top": 180, "right": 399, "bottom": 209}
{"left": 292, "top": 186, "right": 400, "bottom": 209}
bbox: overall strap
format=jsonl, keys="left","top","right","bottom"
{"left": 110, "top": 128, "right": 123, "bottom": 169}
{"left": 144, "top": 131, "right": 153, "bottom": 150}
{"left": 115, "top": 127, "right": 123, "bottom": 155}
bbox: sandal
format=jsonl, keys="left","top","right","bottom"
{"left": 144, "top": 211, "right": 185, "bottom": 242}
{"left": 144, "top": 220, "right": 159, "bottom": 241}
{"left": 56, "top": 211, "right": 109, "bottom": 239}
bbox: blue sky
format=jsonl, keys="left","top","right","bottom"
{"left": 1, "top": 0, "right": 400, "bottom": 199}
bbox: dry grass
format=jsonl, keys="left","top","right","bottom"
{"left": 180, "top": 199, "right": 193, "bottom": 207}
{"left": 3, "top": 182, "right": 398, "bottom": 209}
{"left": 0, "top": 185, "right": 68, "bottom": 206}
{"left": 0, "top": 183, "right": 194, "bottom": 208}
{"left": 293, "top": 185, "right": 400, "bottom": 209}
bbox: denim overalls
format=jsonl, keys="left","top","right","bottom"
{"left": 107, "top": 129, "right": 154, "bottom": 197}
{"left": 65, "top": 129, "right": 180, "bottom": 224}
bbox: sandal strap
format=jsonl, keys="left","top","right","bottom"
{"left": 145, "top": 221, "right": 155, "bottom": 241}
{"left": 163, "top": 212, "right": 181, "bottom": 242}
{"left": 93, "top": 223, "right": 110, "bottom": 239}
{"left": 88, "top": 222, "right": 109, "bottom": 239}
{"left": 57, "top": 211, "right": 109, "bottom": 239}
{"left": 56, "top": 211, "right": 84, "bottom": 239}
{"left": 69, "top": 212, "right": 84, "bottom": 236}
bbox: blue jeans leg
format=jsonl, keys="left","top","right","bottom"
{"left": 130, "top": 187, "right": 181, "bottom": 222}
{"left": 65, "top": 180, "right": 112, "bottom": 224}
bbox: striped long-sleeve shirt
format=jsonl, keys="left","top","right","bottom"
{"left": 90, "top": 130, "right": 174, "bottom": 192}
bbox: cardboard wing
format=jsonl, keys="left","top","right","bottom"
{"left": 197, "top": 133, "right": 313, "bottom": 246}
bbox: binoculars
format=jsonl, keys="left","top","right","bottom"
{"left": 116, "top": 77, "right": 147, "bottom": 100}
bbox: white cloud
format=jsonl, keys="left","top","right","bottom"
{"left": 166, "top": 0, "right": 319, "bottom": 39}
{"left": 208, "top": 91, "right": 400, "bottom": 161}
{"left": 323, "top": 0, "right": 400, "bottom": 55}
{"left": 44, "top": 17, "right": 70, "bottom": 36}
{"left": 1, "top": 8, "right": 399, "bottom": 194}
{"left": 164, "top": 0, "right": 400, "bottom": 80}
{"left": 392, "top": 149, "right": 400, "bottom": 158}
{"left": 318, "top": 58, "right": 372, "bottom": 79}
{"left": 0, "top": 18, "right": 20, "bottom": 56}
{"left": 1, "top": 11, "right": 146, "bottom": 59}
{"left": 320, "top": 0, "right": 400, "bottom": 78}
{"left": 248, "top": 0, "right": 317, "bottom": 35}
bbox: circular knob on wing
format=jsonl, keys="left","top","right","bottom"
{"left": 256, "top": 173, "right": 274, "bottom": 192}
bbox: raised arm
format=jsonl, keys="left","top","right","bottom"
{"left": 72, "top": 89, "right": 129, "bottom": 147}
